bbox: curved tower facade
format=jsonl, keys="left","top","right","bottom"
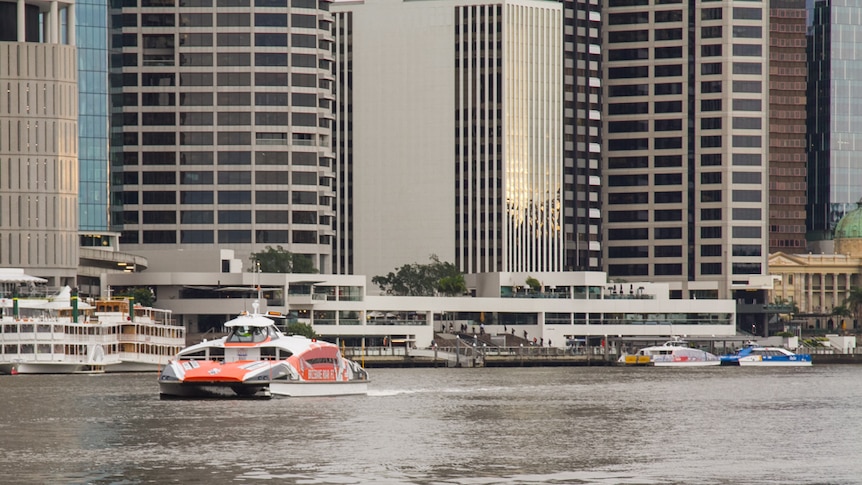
{"left": 112, "top": 0, "right": 336, "bottom": 273}
{"left": 0, "top": 0, "right": 79, "bottom": 287}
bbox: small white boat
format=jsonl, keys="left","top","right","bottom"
{"left": 158, "top": 299, "right": 369, "bottom": 399}
{"left": 720, "top": 344, "right": 812, "bottom": 367}
{"left": 619, "top": 337, "right": 721, "bottom": 366}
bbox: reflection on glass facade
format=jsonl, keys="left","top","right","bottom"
{"left": 455, "top": 3, "right": 563, "bottom": 273}
{"left": 807, "top": 0, "right": 862, "bottom": 240}
{"left": 77, "top": 0, "right": 110, "bottom": 231}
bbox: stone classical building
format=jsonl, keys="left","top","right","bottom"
{"left": 769, "top": 201, "right": 862, "bottom": 331}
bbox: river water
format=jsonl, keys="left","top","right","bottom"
{"left": 0, "top": 365, "right": 860, "bottom": 484}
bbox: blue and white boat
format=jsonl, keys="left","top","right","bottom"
{"left": 720, "top": 343, "right": 812, "bottom": 367}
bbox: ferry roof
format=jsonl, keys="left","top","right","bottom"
{"left": 224, "top": 313, "right": 275, "bottom": 328}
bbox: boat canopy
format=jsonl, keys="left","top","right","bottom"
{"left": 224, "top": 313, "right": 275, "bottom": 328}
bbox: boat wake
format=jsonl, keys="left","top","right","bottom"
{"left": 369, "top": 386, "right": 511, "bottom": 397}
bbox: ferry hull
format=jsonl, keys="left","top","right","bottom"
{"left": 653, "top": 360, "right": 721, "bottom": 367}
{"left": 737, "top": 358, "right": 812, "bottom": 367}
{"left": 159, "top": 381, "right": 272, "bottom": 399}
{"left": 270, "top": 380, "right": 369, "bottom": 397}
{"left": 0, "top": 362, "right": 85, "bottom": 374}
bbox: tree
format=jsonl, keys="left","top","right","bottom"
{"left": 129, "top": 287, "right": 155, "bottom": 307}
{"left": 249, "top": 246, "right": 317, "bottom": 274}
{"left": 285, "top": 322, "right": 317, "bottom": 338}
{"left": 842, "top": 286, "right": 862, "bottom": 330}
{"left": 525, "top": 276, "right": 541, "bottom": 293}
{"left": 372, "top": 255, "right": 466, "bottom": 296}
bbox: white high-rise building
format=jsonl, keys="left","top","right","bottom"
{"left": 331, "top": 0, "right": 563, "bottom": 283}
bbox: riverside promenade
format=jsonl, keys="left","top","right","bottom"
{"left": 342, "top": 332, "right": 862, "bottom": 368}
{"left": 344, "top": 332, "right": 618, "bottom": 368}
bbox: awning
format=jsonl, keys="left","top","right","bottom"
{"left": 0, "top": 269, "right": 48, "bottom": 284}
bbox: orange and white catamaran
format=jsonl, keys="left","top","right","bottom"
{"left": 158, "top": 298, "right": 369, "bottom": 399}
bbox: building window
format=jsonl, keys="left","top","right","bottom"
{"left": 143, "top": 230, "right": 177, "bottom": 243}
{"left": 701, "top": 63, "right": 722, "bottom": 75}
{"left": 143, "top": 211, "right": 177, "bottom": 224}
{"left": 701, "top": 190, "right": 722, "bottom": 202}
{"left": 608, "top": 192, "right": 649, "bottom": 204}
{"left": 178, "top": 152, "right": 213, "bottom": 165}
{"left": 181, "top": 191, "right": 214, "bottom": 204}
{"left": 732, "top": 44, "right": 762, "bottom": 57}
{"left": 608, "top": 102, "right": 649, "bottom": 115}
{"left": 654, "top": 119, "right": 682, "bottom": 131}
{"left": 293, "top": 231, "right": 317, "bottom": 243}
{"left": 732, "top": 263, "right": 762, "bottom": 275}
{"left": 256, "top": 230, "right": 290, "bottom": 243}
{"left": 701, "top": 226, "right": 722, "bottom": 238}
{"left": 701, "top": 172, "right": 722, "bottom": 184}
{"left": 732, "top": 190, "right": 762, "bottom": 203}
{"left": 701, "top": 245, "right": 722, "bottom": 256}
{"left": 142, "top": 191, "right": 176, "bottom": 204}
{"left": 257, "top": 191, "right": 290, "bottom": 204}
{"left": 654, "top": 264, "right": 682, "bottom": 275}
{"left": 732, "top": 226, "right": 761, "bottom": 238}
{"left": 181, "top": 230, "right": 214, "bottom": 243}
{"left": 181, "top": 211, "right": 214, "bottom": 224}
{"left": 701, "top": 209, "right": 722, "bottom": 221}
{"left": 608, "top": 228, "right": 649, "bottom": 240}
{"left": 701, "top": 25, "right": 722, "bottom": 38}
{"left": 655, "top": 227, "right": 682, "bottom": 239}
{"left": 701, "top": 118, "right": 721, "bottom": 130}
{"left": 655, "top": 155, "right": 682, "bottom": 167}
{"left": 608, "top": 264, "right": 648, "bottom": 276}
{"left": 655, "top": 245, "right": 682, "bottom": 257}
{"left": 218, "top": 191, "right": 251, "bottom": 204}
{"left": 733, "top": 63, "right": 762, "bottom": 75}
{"left": 608, "top": 246, "right": 649, "bottom": 258}
{"left": 701, "top": 263, "right": 722, "bottom": 275}
{"left": 218, "top": 230, "right": 252, "bottom": 243}
{"left": 732, "top": 208, "right": 761, "bottom": 220}
{"left": 732, "top": 135, "right": 761, "bottom": 148}
{"left": 733, "top": 99, "right": 761, "bottom": 111}
{"left": 655, "top": 28, "right": 682, "bottom": 40}
{"left": 654, "top": 64, "right": 682, "bottom": 77}
{"left": 654, "top": 83, "right": 682, "bottom": 95}
{"left": 654, "top": 191, "right": 682, "bottom": 203}
{"left": 655, "top": 210, "right": 682, "bottom": 221}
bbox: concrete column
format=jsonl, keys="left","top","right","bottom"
{"left": 795, "top": 273, "right": 804, "bottom": 312}
{"left": 67, "top": 4, "right": 75, "bottom": 45}
{"left": 806, "top": 273, "right": 813, "bottom": 314}
{"left": 831, "top": 272, "right": 838, "bottom": 311}
{"left": 17, "top": 0, "right": 26, "bottom": 41}
{"left": 49, "top": 0, "right": 58, "bottom": 44}
{"left": 819, "top": 274, "right": 826, "bottom": 314}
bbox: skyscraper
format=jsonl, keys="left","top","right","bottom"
{"left": 562, "top": 0, "right": 603, "bottom": 271}
{"left": 0, "top": 0, "right": 80, "bottom": 286}
{"left": 331, "top": 0, "right": 563, "bottom": 281}
{"left": 602, "top": 0, "right": 769, "bottom": 299}
{"left": 77, "top": 0, "right": 111, "bottom": 233}
{"left": 767, "top": 0, "right": 807, "bottom": 254}
{"left": 111, "top": 0, "right": 336, "bottom": 272}
{"left": 807, "top": 0, "right": 862, "bottom": 251}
